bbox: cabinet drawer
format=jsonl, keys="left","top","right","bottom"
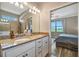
{"left": 36, "top": 52, "right": 42, "bottom": 57}
{"left": 43, "top": 40, "right": 48, "bottom": 46}
{"left": 43, "top": 36, "right": 48, "bottom": 42}
{"left": 36, "top": 43, "right": 42, "bottom": 57}
{"left": 42, "top": 36, "right": 48, "bottom": 57}
{"left": 42, "top": 46, "right": 48, "bottom": 57}
{"left": 4, "top": 41, "right": 35, "bottom": 57}
{"left": 43, "top": 37, "right": 48, "bottom": 47}
{"left": 36, "top": 48, "right": 42, "bottom": 57}
{"left": 17, "top": 47, "right": 35, "bottom": 57}
{"left": 36, "top": 39, "right": 42, "bottom": 47}
{"left": 36, "top": 38, "right": 43, "bottom": 57}
{"left": 36, "top": 46, "right": 42, "bottom": 52}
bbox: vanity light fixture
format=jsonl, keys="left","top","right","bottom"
{"left": 9, "top": 2, "right": 40, "bottom": 14}
{"left": 33, "top": 10, "right": 36, "bottom": 14}
{"left": 32, "top": 6, "right": 40, "bottom": 13}
{"left": 29, "top": 9, "right": 36, "bottom": 14}
{"left": 35, "top": 8, "right": 40, "bottom": 13}
{"left": 29, "top": 6, "right": 40, "bottom": 14}
{"left": 29, "top": 9, "right": 32, "bottom": 12}
{"left": 31, "top": 10, "right": 35, "bottom": 14}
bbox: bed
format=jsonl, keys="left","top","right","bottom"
{"left": 55, "top": 34, "right": 78, "bottom": 52}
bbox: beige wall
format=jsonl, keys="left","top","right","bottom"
{"left": 64, "top": 16, "right": 78, "bottom": 35}
{"left": 0, "top": 23, "right": 10, "bottom": 31}
{"left": 32, "top": 13, "right": 40, "bottom": 32}
{"left": 10, "top": 21, "right": 19, "bottom": 33}
{"left": 28, "top": 3, "right": 40, "bottom": 32}
{"left": 38, "top": 2, "right": 71, "bottom": 32}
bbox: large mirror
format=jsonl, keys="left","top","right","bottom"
{"left": 50, "top": 3, "right": 78, "bottom": 38}
{"left": 0, "top": 2, "right": 40, "bottom": 39}
{"left": 0, "top": 9, "right": 19, "bottom": 38}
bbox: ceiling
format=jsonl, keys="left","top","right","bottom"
{"left": 0, "top": 2, "right": 28, "bottom": 15}
{"left": 0, "top": 2, "right": 75, "bottom": 16}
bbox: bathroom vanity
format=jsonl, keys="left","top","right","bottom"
{"left": 1, "top": 33, "right": 50, "bottom": 57}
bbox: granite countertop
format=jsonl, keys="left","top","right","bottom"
{"left": 0, "top": 33, "right": 48, "bottom": 50}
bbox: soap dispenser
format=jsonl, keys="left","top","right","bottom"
{"left": 10, "top": 30, "right": 15, "bottom": 39}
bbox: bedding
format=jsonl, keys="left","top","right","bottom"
{"left": 55, "top": 34, "right": 78, "bottom": 51}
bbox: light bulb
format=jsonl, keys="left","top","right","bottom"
{"left": 35, "top": 8, "right": 38, "bottom": 11}
{"left": 35, "top": 8, "right": 40, "bottom": 13}
{"left": 33, "top": 6, "right": 36, "bottom": 9}
{"left": 29, "top": 9, "right": 32, "bottom": 12}
{"left": 32, "top": 10, "right": 36, "bottom": 14}
{"left": 20, "top": 4, "right": 24, "bottom": 9}
{"left": 15, "top": 2, "right": 19, "bottom": 7}
{"left": 37, "top": 10, "right": 40, "bottom": 13}
{"left": 31, "top": 11, "right": 34, "bottom": 14}
{"left": 34, "top": 11, "right": 36, "bottom": 14}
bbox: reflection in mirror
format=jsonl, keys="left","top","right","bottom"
{"left": 19, "top": 10, "right": 40, "bottom": 35}
{"left": 0, "top": 2, "right": 40, "bottom": 39}
{"left": 50, "top": 3, "right": 78, "bottom": 38}
{"left": 0, "top": 10, "right": 19, "bottom": 39}
{"left": 18, "top": 11, "right": 32, "bottom": 34}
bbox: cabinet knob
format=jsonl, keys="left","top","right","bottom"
{"left": 38, "top": 51, "right": 42, "bottom": 54}
{"left": 26, "top": 54, "right": 28, "bottom": 56}
{"left": 23, "top": 55, "right": 25, "bottom": 57}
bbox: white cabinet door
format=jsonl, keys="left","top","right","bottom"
{"left": 3, "top": 41, "right": 35, "bottom": 57}
{"left": 17, "top": 47, "right": 35, "bottom": 57}
{"left": 36, "top": 39, "right": 42, "bottom": 57}
{"left": 42, "top": 45, "right": 48, "bottom": 57}
{"left": 35, "top": 36, "right": 49, "bottom": 57}
{"left": 36, "top": 46, "right": 42, "bottom": 57}
{"left": 42, "top": 36, "right": 48, "bottom": 57}
{"left": 32, "top": 13, "right": 40, "bottom": 32}
{"left": 36, "top": 39, "right": 42, "bottom": 47}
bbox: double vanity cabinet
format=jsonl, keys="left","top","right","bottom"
{"left": 2, "top": 35, "right": 49, "bottom": 57}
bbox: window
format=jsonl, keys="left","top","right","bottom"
{"left": 51, "top": 20, "right": 63, "bottom": 32}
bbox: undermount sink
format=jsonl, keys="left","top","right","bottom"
{"left": 15, "top": 38, "right": 30, "bottom": 42}
{"left": 1, "top": 38, "right": 31, "bottom": 49}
